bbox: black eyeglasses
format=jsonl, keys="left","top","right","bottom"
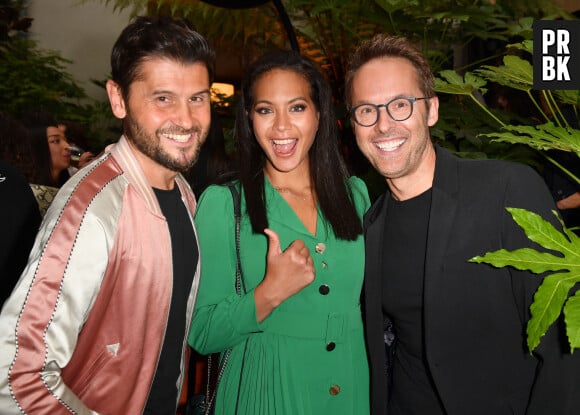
{"left": 350, "top": 97, "right": 431, "bottom": 127}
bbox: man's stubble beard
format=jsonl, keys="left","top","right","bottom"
{"left": 124, "top": 110, "right": 207, "bottom": 173}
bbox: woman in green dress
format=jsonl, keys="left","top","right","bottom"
{"left": 188, "top": 50, "right": 370, "bottom": 414}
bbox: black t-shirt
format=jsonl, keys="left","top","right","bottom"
{"left": 144, "top": 185, "right": 198, "bottom": 415}
{"left": 382, "top": 189, "right": 445, "bottom": 414}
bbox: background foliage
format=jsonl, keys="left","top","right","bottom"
{"left": 0, "top": 0, "right": 122, "bottom": 151}
{"left": 3, "top": 0, "right": 579, "bottom": 349}
{"left": 433, "top": 18, "right": 580, "bottom": 350}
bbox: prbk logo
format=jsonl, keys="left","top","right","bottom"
{"left": 533, "top": 20, "right": 580, "bottom": 90}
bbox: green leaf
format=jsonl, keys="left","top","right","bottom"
{"left": 564, "top": 292, "right": 580, "bottom": 352}
{"left": 470, "top": 207, "right": 580, "bottom": 352}
{"left": 508, "top": 40, "right": 533, "bottom": 54}
{"left": 553, "top": 90, "right": 580, "bottom": 106}
{"left": 373, "top": 0, "right": 417, "bottom": 14}
{"left": 475, "top": 55, "right": 533, "bottom": 91}
{"left": 482, "top": 123, "right": 580, "bottom": 155}
{"left": 434, "top": 70, "right": 486, "bottom": 95}
{"left": 528, "top": 271, "right": 579, "bottom": 351}
{"left": 506, "top": 208, "right": 577, "bottom": 255}
{"left": 470, "top": 248, "right": 566, "bottom": 273}
{"left": 506, "top": 17, "right": 534, "bottom": 39}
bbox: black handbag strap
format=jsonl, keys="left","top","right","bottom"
{"left": 203, "top": 182, "right": 244, "bottom": 414}
{"left": 227, "top": 182, "right": 245, "bottom": 295}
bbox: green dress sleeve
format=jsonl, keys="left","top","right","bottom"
{"left": 188, "top": 184, "right": 261, "bottom": 354}
{"left": 347, "top": 176, "right": 371, "bottom": 216}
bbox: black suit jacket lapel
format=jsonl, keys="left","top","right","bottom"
{"left": 364, "top": 193, "right": 388, "bottom": 312}
{"left": 423, "top": 146, "right": 460, "bottom": 328}
{"left": 363, "top": 193, "right": 390, "bottom": 414}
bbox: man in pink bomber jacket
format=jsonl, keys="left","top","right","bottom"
{"left": 0, "top": 15, "right": 214, "bottom": 414}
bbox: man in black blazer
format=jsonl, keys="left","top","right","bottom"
{"left": 344, "top": 34, "right": 580, "bottom": 415}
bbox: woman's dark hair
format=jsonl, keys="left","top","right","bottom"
{"left": 236, "top": 50, "right": 362, "bottom": 240}
{"left": 19, "top": 110, "right": 67, "bottom": 187}
{"left": 110, "top": 15, "right": 216, "bottom": 102}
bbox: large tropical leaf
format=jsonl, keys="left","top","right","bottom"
{"left": 435, "top": 70, "right": 487, "bottom": 95}
{"left": 470, "top": 208, "right": 580, "bottom": 351}
{"left": 553, "top": 90, "right": 580, "bottom": 107}
{"left": 564, "top": 291, "right": 580, "bottom": 350}
{"left": 482, "top": 122, "right": 580, "bottom": 155}
{"left": 475, "top": 55, "right": 533, "bottom": 91}
{"left": 505, "top": 16, "right": 534, "bottom": 39}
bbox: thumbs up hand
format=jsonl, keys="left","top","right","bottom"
{"left": 254, "top": 228, "right": 315, "bottom": 322}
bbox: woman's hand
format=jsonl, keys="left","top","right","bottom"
{"left": 77, "top": 151, "right": 96, "bottom": 169}
{"left": 253, "top": 228, "right": 315, "bottom": 322}
{"left": 557, "top": 191, "right": 580, "bottom": 210}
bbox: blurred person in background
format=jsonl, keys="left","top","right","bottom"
{"left": 58, "top": 120, "right": 97, "bottom": 175}
{"left": 0, "top": 112, "right": 41, "bottom": 308}
{"left": 21, "top": 110, "right": 71, "bottom": 187}
{"left": 19, "top": 110, "right": 94, "bottom": 214}
{"left": 17, "top": 110, "right": 69, "bottom": 214}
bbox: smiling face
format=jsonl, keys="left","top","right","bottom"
{"left": 107, "top": 57, "right": 211, "bottom": 187}
{"left": 251, "top": 69, "right": 320, "bottom": 179}
{"left": 351, "top": 57, "right": 438, "bottom": 192}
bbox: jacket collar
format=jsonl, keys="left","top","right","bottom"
{"left": 432, "top": 144, "right": 459, "bottom": 197}
{"left": 364, "top": 144, "right": 459, "bottom": 225}
{"left": 363, "top": 143, "right": 460, "bottom": 288}
{"left": 108, "top": 135, "right": 196, "bottom": 216}
{"left": 423, "top": 146, "right": 459, "bottom": 303}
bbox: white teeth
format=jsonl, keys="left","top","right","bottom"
{"left": 273, "top": 139, "right": 294, "bottom": 145}
{"left": 376, "top": 139, "right": 404, "bottom": 151}
{"left": 163, "top": 133, "right": 190, "bottom": 143}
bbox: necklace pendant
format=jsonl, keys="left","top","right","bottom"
{"left": 274, "top": 186, "right": 309, "bottom": 201}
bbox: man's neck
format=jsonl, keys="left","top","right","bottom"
{"left": 387, "top": 145, "right": 436, "bottom": 201}
{"left": 126, "top": 138, "right": 178, "bottom": 190}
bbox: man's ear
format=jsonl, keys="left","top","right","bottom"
{"left": 106, "top": 80, "right": 127, "bottom": 119}
{"left": 427, "top": 96, "right": 439, "bottom": 127}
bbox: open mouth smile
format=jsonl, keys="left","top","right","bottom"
{"left": 272, "top": 138, "right": 298, "bottom": 154}
{"left": 161, "top": 132, "right": 192, "bottom": 143}
{"left": 375, "top": 138, "right": 405, "bottom": 152}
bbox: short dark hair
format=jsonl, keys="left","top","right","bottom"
{"left": 236, "top": 50, "right": 362, "bottom": 240}
{"left": 345, "top": 35, "right": 435, "bottom": 108}
{"left": 110, "top": 15, "right": 215, "bottom": 101}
